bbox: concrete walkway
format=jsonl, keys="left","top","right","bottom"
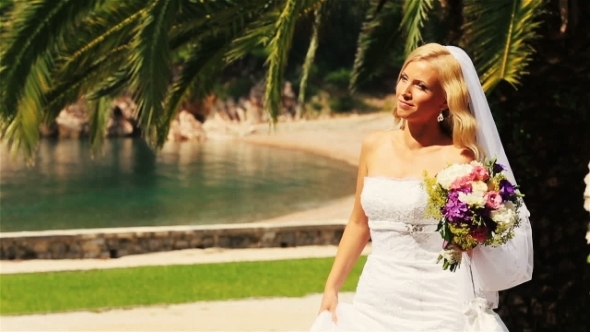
{"left": 0, "top": 293, "right": 356, "bottom": 332}
{"left": 0, "top": 244, "right": 370, "bottom": 275}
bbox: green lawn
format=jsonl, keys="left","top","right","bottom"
{"left": 0, "top": 256, "right": 366, "bottom": 315}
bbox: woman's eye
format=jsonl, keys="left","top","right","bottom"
{"left": 417, "top": 84, "right": 427, "bottom": 90}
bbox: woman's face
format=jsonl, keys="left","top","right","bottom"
{"left": 396, "top": 60, "right": 447, "bottom": 123}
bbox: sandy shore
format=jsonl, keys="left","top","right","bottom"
{"left": 242, "top": 112, "right": 392, "bottom": 167}
{"left": 0, "top": 112, "right": 392, "bottom": 331}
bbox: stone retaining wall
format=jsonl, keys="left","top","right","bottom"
{"left": 0, "top": 221, "right": 345, "bottom": 260}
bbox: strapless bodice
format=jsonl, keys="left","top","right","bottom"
{"left": 360, "top": 176, "right": 441, "bottom": 259}
{"left": 360, "top": 176, "right": 436, "bottom": 227}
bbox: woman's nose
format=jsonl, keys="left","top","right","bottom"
{"left": 401, "top": 84, "right": 411, "bottom": 99}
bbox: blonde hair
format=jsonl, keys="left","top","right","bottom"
{"left": 392, "top": 43, "right": 484, "bottom": 161}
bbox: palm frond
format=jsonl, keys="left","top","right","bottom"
{"left": 297, "top": 4, "right": 323, "bottom": 117}
{"left": 44, "top": 45, "right": 130, "bottom": 124}
{"left": 127, "top": 0, "right": 180, "bottom": 144}
{"left": 87, "top": 96, "right": 111, "bottom": 154}
{"left": 350, "top": 1, "right": 403, "bottom": 92}
{"left": 224, "top": 11, "right": 278, "bottom": 64}
{"left": 86, "top": 70, "right": 132, "bottom": 101}
{"left": 264, "top": 0, "right": 323, "bottom": 123}
{"left": 170, "top": 0, "right": 248, "bottom": 53}
{"left": 0, "top": 0, "right": 105, "bottom": 129}
{"left": 55, "top": 0, "right": 145, "bottom": 82}
{"left": 166, "top": 45, "right": 227, "bottom": 115}
{"left": 46, "top": 49, "right": 130, "bottom": 154}
{"left": 462, "top": 0, "right": 545, "bottom": 92}
{"left": 172, "top": 0, "right": 274, "bottom": 57}
{"left": 161, "top": 41, "right": 229, "bottom": 146}
{"left": 1, "top": 56, "right": 48, "bottom": 160}
{"left": 400, "top": 0, "right": 434, "bottom": 56}
{"left": 0, "top": 0, "right": 14, "bottom": 22}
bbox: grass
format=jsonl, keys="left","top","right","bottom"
{"left": 0, "top": 256, "right": 367, "bottom": 316}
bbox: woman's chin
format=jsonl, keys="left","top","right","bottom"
{"left": 396, "top": 112, "right": 412, "bottom": 120}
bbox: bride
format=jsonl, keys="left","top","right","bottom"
{"left": 309, "top": 43, "right": 534, "bottom": 331}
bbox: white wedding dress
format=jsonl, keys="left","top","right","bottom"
{"left": 309, "top": 176, "right": 532, "bottom": 332}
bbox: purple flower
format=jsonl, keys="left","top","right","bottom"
{"left": 493, "top": 162, "right": 506, "bottom": 174}
{"left": 499, "top": 179, "right": 516, "bottom": 201}
{"left": 476, "top": 208, "right": 498, "bottom": 233}
{"left": 443, "top": 191, "right": 473, "bottom": 224}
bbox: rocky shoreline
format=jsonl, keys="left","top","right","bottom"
{"left": 42, "top": 82, "right": 303, "bottom": 143}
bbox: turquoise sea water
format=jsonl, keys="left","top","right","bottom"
{"left": 0, "top": 139, "right": 356, "bottom": 232}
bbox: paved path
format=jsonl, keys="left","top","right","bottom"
{"left": 0, "top": 293, "right": 356, "bottom": 332}
{"left": 0, "top": 245, "right": 370, "bottom": 275}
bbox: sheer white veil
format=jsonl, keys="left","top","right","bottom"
{"left": 444, "top": 45, "right": 529, "bottom": 217}
{"left": 445, "top": 46, "right": 533, "bottom": 297}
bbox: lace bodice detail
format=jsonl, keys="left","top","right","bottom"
{"left": 360, "top": 176, "right": 440, "bottom": 259}
{"left": 361, "top": 176, "right": 436, "bottom": 226}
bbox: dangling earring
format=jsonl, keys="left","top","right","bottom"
{"left": 437, "top": 113, "right": 444, "bottom": 122}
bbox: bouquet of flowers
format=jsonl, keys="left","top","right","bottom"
{"left": 423, "top": 159, "right": 524, "bottom": 272}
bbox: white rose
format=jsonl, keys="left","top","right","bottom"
{"left": 504, "top": 201, "right": 516, "bottom": 212}
{"left": 437, "top": 164, "right": 474, "bottom": 190}
{"left": 491, "top": 204, "right": 517, "bottom": 225}
{"left": 458, "top": 192, "right": 486, "bottom": 207}
{"left": 471, "top": 181, "right": 488, "bottom": 194}
{"left": 440, "top": 248, "right": 463, "bottom": 264}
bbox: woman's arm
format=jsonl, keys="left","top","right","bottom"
{"left": 323, "top": 137, "right": 372, "bottom": 295}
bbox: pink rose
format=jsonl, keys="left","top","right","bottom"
{"left": 449, "top": 174, "right": 475, "bottom": 190}
{"left": 471, "top": 166, "right": 489, "bottom": 181}
{"left": 484, "top": 191, "right": 503, "bottom": 209}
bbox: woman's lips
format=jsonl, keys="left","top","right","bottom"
{"left": 398, "top": 100, "right": 413, "bottom": 110}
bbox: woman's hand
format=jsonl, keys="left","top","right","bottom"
{"left": 318, "top": 291, "right": 339, "bottom": 323}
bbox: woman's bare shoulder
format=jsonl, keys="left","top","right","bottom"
{"left": 361, "top": 130, "right": 396, "bottom": 150}
{"left": 447, "top": 145, "right": 475, "bottom": 164}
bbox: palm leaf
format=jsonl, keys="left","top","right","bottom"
{"left": 46, "top": 48, "right": 131, "bottom": 154}
{"left": 264, "top": 0, "right": 322, "bottom": 123}
{"left": 350, "top": 1, "right": 403, "bottom": 92}
{"left": 172, "top": 0, "right": 275, "bottom": 61}
{"left": 55, "top": 0, "right": 145, "bottom": 83}
{"left": 462, "top": 0, "right": 545, "bottom": 92}
{"left": 171, "top": 0, "right": 241, "bottom": 49}
{"left": 87, "top": 96, "right": 111, "bottom": 154}
{"left": 0, "top": 0, "right": 105, "bottom": 129}
{"left": 400, "top": 0, "right": 434, "bottom": 56}
{"left": 1, "top": 56, "right": 47, "bottom": 160}
{"left": 44, "top": 45, "right": 131, "bottom": 125}
{"left": 127, "top": 0, "right": 180, "bottom": 144}
{"left": 224, "top": 11, "right": 278, "bottom": 64}
{"left": 0, "top": 0, "right": 14, "bottom": 27}
{"left": 86, "top": 70, "right": 132, "bottom": 101}
{"left": 297, "top": 3, "right": 324, "bottom": 118}
{"left": 161, "top": 40, "right": 229, "bottom": 146}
